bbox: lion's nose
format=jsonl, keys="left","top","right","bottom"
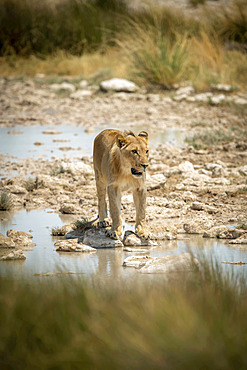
{"left": 141, "top": 164, "right": 149, "bottom": 171}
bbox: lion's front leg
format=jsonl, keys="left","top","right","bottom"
{"left": 106, "top": 184, "right": 123, "bottom": 239}
{"left": 133, "top": 188, "right": 150, "bottom": 239}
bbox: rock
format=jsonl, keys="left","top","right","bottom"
{"left": 59, "top": 203, "right": 77, "bottom": 214}
{"left": 146, "top": 173, "right": 166, "bottom": 190}
{"left": 50, "top": 83, "right": 75, "bottom": 92}
{"left": 55, "top": 239, "right": 96, "bottom": 252}
{"left": 70, "top": 90, "right": 92, "bottom": 99}
{"left": 173, "top": 86, "right": 195, "bottom": 101}
{"left": 0, "top": 233, "right": 15, "bottom": 248}
{"left": 6, "top": 229, "right": 36, "bottom": 249}
{"left": 183, "top": 219, "right": 214, "bottom": 234}
{"left": 178, "top": 161, "right": 194, "bottom": 175}
{"left": 122, "top": 255, "right": 153, "bottom": 268}
{"left": 203, "top": 226, "right": 243, "bottom": 239}
{"left": 228, "top": 236, "right": 247, "bottom": 244}
{"left": 0, "top": 249, "right": 26, "bottom": 261}
{"left": 150, "top": 232, "right": 177, "bottom": 240}
{"left": 211, "top": 84, "right": 234, "bottom": 92}
{"left": 123, "top": 232, "right": 141, "bottom": 246}
{"left": 83, "top": 229, "right": 123, "bottom": 248}
{"left": 205, "top": 163, "right": 224, "bottom": 177}
{"left": 239, "top": 165, "right": 247, "bottom": 176}
{"left": 176, "top": 86, "right": 195, "bottom": 95}
{"left": 123, "top": 231, "right": 155, "bottom": 246}
{"left": 60, "top": 224, "right": 74, "bottom": 235}
{"left": 139, "top": 253, "right": 199, "bottom": 274}
{"left": 61, "top": 162, "right": 94, "bottom": 175}
{"left": 123, "top": 247, "right": 152, "bottom": 253}
{"left": 210, "top": 94, "right": 226, "bottom": 105}
{"left": 100, "top": 78, "right": 138, "bottom": 93}
{"left": 191, "top": 201, "right": 204, "bottom": 211}
{"left": 186, "top": 93, "right": 213, "bottom": 103}
{"left": 79, "top": 80, "right": 88, "bottom": 89}
{"left": 7, "top": 185, "right": 27, "bottom": 195}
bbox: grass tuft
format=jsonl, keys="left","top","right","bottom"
{"left": 0, "top": 190, "right": 13, "bottom": 211}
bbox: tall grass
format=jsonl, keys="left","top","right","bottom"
{"left": 120, "top": 22, "right": 191, "bottom": 89}
{"left": 0, "top": 0, "right": 246, "bottom": 90}
{"left": 0, "top": 263, "right": 247, "bottom": 369}
{"left": 0, "top": 0, "right": 128, "bottom": 56}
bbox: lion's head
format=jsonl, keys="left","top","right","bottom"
{"left": 116, "top": 130, "right": 149, "bottom": 178}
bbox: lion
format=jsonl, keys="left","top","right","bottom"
{"left": 93, "top": 129, "right": 149, "bottom": 240}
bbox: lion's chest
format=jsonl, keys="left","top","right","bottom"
{"left": 113, "top": 175, "right": 145, "bottom": 192}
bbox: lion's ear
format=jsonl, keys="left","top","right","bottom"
{"left": 116, "top": 134, "right": 128, "bottom": 148}
{"left": 138, "top": 131, "right": 149, "bottom": 144}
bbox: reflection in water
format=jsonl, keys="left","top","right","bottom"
{"left": 1, "top": 209, "right": 247, "bottom": 280}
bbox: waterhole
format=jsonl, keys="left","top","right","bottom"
{"left": 0, "top": 209, "right": 247, "bottom": 280}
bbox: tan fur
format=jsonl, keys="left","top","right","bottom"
{"left": 93, "top": 129, "right": 149, "bottom": 240}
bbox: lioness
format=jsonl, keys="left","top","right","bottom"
{"left": 93, "top": 129, "right": 149, "bottom": 240}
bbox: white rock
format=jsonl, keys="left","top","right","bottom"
{"left": 100, "top": 78, "right": 138, "bottom": 93}
{"left": 232, "top": 97, "right": 247, "bottom": 105}
{"left": 83, "top": 229, "right": 123, "bottom": 248}
{"left": 178, "top": 161, "right": 194, "bottom": 174}
{"left": 50, "top": 83, "right": 75, "bottom": 92}
{"left": 6, "top": 229, "right": 35, "bottom": 249}
{"left": 146, "top": 173, "right": 166, "bottom": 189}
{"left": 122, "top": 255, "right": 153, "bottom": 268}
{"left": 210, "top": 94, "right": 226, "bottom": 105}
{"left": 177, "top": 86, "right": 195, "bottom": 95}
{"left": 0, "top": 233, "right": 15, "bottom": 248}
{"left": 124, "top": 233, "right": 141, "bottom": 246}
{"left": 191, "top": 202, "right": 204, "bottom": 211}
{"left": 70, "top": 90, "right": 92, "bottom": 99}
{"left": 55, "top": 239, "right": 96, "bottom": 252}
{"left": 239, "top": 165, "right": 247, "bottom": 176}
{"left": 0, "top": 249, "right": 26, "bottom": 260}
{"left": 61, "top": 162, "right": 94, "bottom": 175}
{"left": 186, "top": 93, "right": 213, "bottom": 103}
{"left": 79, "top": 80, "right": 88, "bottom": 89}
{"left": 123, "top": 247, "right": 152, "bottom": 253}
{"left": 203, "top": 226, "right": 243, "bottom": 239}
{"left": 211, "top": 84, "right": 234, "bottom": 92}
{"left": 139, "top": 253, "right": 199, "bottom": 274}
{"left": 228, "top": 237, "right": 247, "bottom": 244}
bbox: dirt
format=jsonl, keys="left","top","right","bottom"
{"left": 0, "top": 77, "right": 247, "bottom": 239}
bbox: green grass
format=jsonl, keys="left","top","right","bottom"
{"left": 186, "top": 122, "right": 247, "bottom": 149}
{"left": 0, "top": 262, "right": 247, "bottom": 369}
{"left": 0, "top": 191, "right": 13, "bottom": 211}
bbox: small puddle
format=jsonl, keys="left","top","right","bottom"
{"left": 1, "top": 209, "right": 247, "bottom": 280}
{"left": 0, "top": 124, "right": 186, "bottom": 161}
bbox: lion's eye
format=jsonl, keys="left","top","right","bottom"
{"left": 146, "top": 150, "right": 149, "bottom": 154}
{"left": 132, "top": 150, "right": 138, "bottom": 155}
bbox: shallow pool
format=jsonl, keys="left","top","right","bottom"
{"left": 1, "top": 209, "right": 247, "bottom": 280}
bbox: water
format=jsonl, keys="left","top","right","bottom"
{"left": 1, "top": 209, "right": 247, "bottom": 280}
{"left": 0, "top": 124, "right": 186, "bottom": 161}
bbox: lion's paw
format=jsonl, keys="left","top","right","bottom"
{"left": 135, "top": 226, "right": 150, "bottom": 240}
{"left": 105, "top": 229, "right": 120, "bottom": 240}
{"left": 98, "top": 219, "right": 111, "bottom": 228}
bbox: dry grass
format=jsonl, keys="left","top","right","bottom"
{"left": 0, "top": 49, "right": 127, "bottom": 79}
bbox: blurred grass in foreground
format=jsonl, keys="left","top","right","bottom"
{"left": 0, "top": 261, "right": 247, "bottom": 369}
